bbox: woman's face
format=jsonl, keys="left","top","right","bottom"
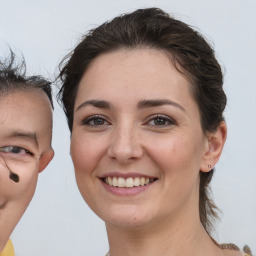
{"left": 0, "top": 90, "right": 53, "bottom": 250}
{"left": 71, "top": 48, "right": 212, "bottom": 229}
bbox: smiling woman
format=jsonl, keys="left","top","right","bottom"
{"left": 0, "top": 51, "right": 54, "bottom": 255}
{"left": 58, "top": 8, "right": 252, "bottom": 256}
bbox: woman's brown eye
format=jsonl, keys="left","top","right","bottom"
{"left": 147, "top": 115, "right": 175, "bottom": 127}
{"left": 154, "top": 118, "right": 168, "bottom": 125}
{"left": 91, "top": 118, "right": 105, "bottom": 125}
{"left": 82, "top": 115, "right": 110, "bottom": 126}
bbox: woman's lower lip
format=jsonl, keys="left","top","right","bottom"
{"left": 101, "top": 179, "right": 154, "bottom": 196}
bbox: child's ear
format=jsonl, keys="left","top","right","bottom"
{"left": 38, "top": 149, "right": 54, "bottom": 173}
{"left": 200, "top": 121, "right": 227, "bottom": 173}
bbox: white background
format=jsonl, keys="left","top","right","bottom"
{"left": 0, "top": 0, "right": 255, "bottom": 255}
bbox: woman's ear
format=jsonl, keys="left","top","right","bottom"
{"left": 200, "top": 121, "right": 227, "bottom": 173}
{"left": 38, "top": 149, "right": 54, "bottom": 173}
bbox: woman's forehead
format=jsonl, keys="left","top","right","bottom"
{"left": 76, "top": 49, "right": 192, "bottom": 103}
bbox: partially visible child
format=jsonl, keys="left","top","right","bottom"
{"left": 0, "top": 50, "right": 54, "bottom": 255}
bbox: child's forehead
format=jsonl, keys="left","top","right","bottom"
{"left": 1, "top": 88, "right": 51, "bottom": 107}
{"left": 0, "top": 90, "right": 52, "bottom": 118}
{"left": 0, "top": 90, "right": 53, "bottom": 150}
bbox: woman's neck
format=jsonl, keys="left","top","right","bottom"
{"left": 106, "top": 212, "right": 222, "bottom": 256}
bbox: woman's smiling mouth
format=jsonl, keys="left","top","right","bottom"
{"left": 101, "top": 176, "right": 157, "bottom": 188}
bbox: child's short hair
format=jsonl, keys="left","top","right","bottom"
{"left": 0, "top": 49, "right": 53, "bottom": 108}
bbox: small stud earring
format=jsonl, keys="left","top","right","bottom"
{"left": 208, "top": 165, "right": 212, "bottom": 169}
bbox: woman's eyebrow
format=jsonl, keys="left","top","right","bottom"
{"left": 76, "top": 100, "right": 111, "bottom": 112}
{"left": 137, "top": 99, "right": 186, "bottom": 112}
{"left": 76, "top": 99, "right": 186, "bottom": 112}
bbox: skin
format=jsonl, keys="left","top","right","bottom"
{"left": 0, "top": 89, "right": 54, "bottom": 251}
{"left": 71, "top": 48, "right": 239, "bottom": 256}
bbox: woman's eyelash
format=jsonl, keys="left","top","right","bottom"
{"left": 82, "top": 115, "right": 110, "bottom": 126}
{"left": 81, "top": 114, "right": 176, "bottom": 127}
{"left": 145, "top": 114, "right": 177, "bottom": 126}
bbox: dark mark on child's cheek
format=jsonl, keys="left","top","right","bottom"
{"left": 9, "top": 172, "right": 19, "bottom": 183}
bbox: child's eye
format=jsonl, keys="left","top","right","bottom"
{"left": 82, "top": 115, "right": 110, "bottom": 126}
{"left": 0, "top": 146, "right": 32, "bottom": 156}
{"left": 146, "top": 115, "right": 176, "bottom": 127}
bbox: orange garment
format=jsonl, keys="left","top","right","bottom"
{"left": 0, "top": 240, "right": 15, "bottom": 256}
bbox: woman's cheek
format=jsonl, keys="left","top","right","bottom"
{"left": 146, "top": 135, "right": 187, "bottom": 166}
{"left": 71, "top": 133, "right": 107, "bottom": 175}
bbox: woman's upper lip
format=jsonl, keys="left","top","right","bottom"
{"left": 98, "top": 172, "right": 157, "bottom": 179}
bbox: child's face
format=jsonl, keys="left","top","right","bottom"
{"left": 0, "top": 89, "right": 54, "bottom": 250}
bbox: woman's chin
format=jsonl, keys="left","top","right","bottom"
{"left": 106, "top": 217, "right": 150, "bottom": 230}
{"left": 99, "top": 207, "right": 156, "bottom": 230}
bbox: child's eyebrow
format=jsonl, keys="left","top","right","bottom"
{"left": 6, "top": 130, "right": 38, "bottom": 148}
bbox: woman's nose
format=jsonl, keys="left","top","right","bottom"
{"left": 107, "top": 125, "right": 143, "bottom": 163}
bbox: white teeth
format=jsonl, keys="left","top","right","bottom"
{"left": 118, "top": 177, "right": 126, "bottom": 187}
{"left": 126, "top": 177, "right": 134, "bottom": 187}
{"left": 112, "top": 177, "right": 118, "bottom": 187}
{"left": 134, "top": 177, "right": 140, "bottom": 187}
{"left": 103, "top": 176, "right": 155, "bottom": 188}
{"left": 107, "top": 177, "right": 113, "bottom": 186}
